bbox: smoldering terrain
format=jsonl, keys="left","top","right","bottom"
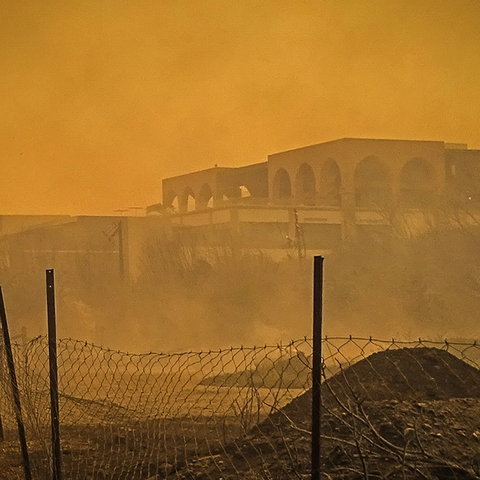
{"left": 1, "top": 223, "right": 479, "bottom": 352}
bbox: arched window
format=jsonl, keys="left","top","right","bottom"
{"left": 399, "top": 158, "right": 436, "bottom": 208}
{"left": 180, "top": 187, "right": 196, "bottom": 212}
{"left": 354, "top": 156, "right": 391, "bottom": 208}
{"left": 295, "top": 163, "right": 316, "bottom": 205}
{"left": 227, "top": 185, "right": 253, "bottom": 204}
{"left": 318, "top": 159, "right": 341, "bottom": 206}
{"left": 198, "top": 183, "right": 213, "bottom": 209}
{"left": 273, "top": 168, "right": 292, "bottom": 202}
{"left": 240, "top": 185, "right": 251, "bottom": 198}
{"left": 165, "top": 190, "right": 179, "bottom": 212}
{"left": 170, "top": 195, "right": 179, "bottom": 213}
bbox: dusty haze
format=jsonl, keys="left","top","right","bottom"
{"left": 1, "top": 0, "right": 480, "bottom": 215}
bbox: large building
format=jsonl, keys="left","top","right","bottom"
{"left": 157, "top": 138, "right": 480, "bottom": 255}
{"left": 0, "top": 214, "right": 168, "bottom": 341}
{"left": 0, "top": 214, "right": 168, "bottom": 285}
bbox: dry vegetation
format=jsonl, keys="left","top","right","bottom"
{"left": 2, "top": 224, "right": 480, "bottom": 352}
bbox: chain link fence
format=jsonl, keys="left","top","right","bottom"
{"left": 1, "top": 336, "right": 480, "bottom": 479}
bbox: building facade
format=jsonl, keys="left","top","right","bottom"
{"left": 158, "top": 138, "right": 480, "bottom": 256}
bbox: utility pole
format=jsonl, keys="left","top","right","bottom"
{"left": 104, "top": 219, "right": 126, "bottom": 282}
{"left": 116, "top": 220, "right": 125, "bottom": 282}
{"left": 293, "top": 208, "right": 306, "bottom": 266}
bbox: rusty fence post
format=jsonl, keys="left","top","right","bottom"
{"left": 0, "top": 287, "right": 32, "bottom": 480}
{"left": 311, "top": 256, "right": 323, "bottom": 480}
{"left": 46, "top": 269, "right": 63, "bottom": 480}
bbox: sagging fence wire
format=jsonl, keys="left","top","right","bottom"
{"left": 1, "top": 336, "right": 480, "bottom": 479}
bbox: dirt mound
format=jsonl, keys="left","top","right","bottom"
{"left": 275, "top": 347, "right": 480, "bottom": 424}
{"left": 325, "top": 347, "right": 480, "bottom": 402}
{"left": 258, "top": 347, "right": 480, "bottom": 478}
{"left": 167, "top": 347, "right": 480, "bottom": 479}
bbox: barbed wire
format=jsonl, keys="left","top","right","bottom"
{"left": 0, "top": 336, "right": 479, "bottom": 479}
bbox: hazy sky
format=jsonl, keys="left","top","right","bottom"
{"left": 1, "top": 0, "right": 479, "bottom": 215}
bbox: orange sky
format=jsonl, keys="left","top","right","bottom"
{"left": 1, "top": 0, "right": 479, "bottom": 215}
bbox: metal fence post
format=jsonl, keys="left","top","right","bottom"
{"left": 0, "top": 287, "right": 32, "bottom": 480}
{"left": 0, "top": 344, "right": 4, "bottom": 442}
{"left": 312, "top": 256, "right": 323, "bottom": 480}
{"left": 46, "top": 269, "right": 63, "bottom": 480}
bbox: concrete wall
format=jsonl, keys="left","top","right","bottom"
{"left": 267, "top": 138, "right": 446, "bottom": 200}
{"left": 0, "top": 215, "right": 75, "bottom": 235}
{"left": 162, "top": 163, "right": 268, "bottom": 213}
{"left": 0, "top": 215, "right": 170, "bottom": 285}
{"left": 271, "top": 140, "right": 440, "bottom": 209}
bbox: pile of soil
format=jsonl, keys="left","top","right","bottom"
{"left": 324, "top": 347, "right": 480, "bottom": 402}
{"left": 168, "top": 347, "right": 480, "bottom": 479}
{"left": 278, "top": 347, "right": 480, "bottom": 424}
